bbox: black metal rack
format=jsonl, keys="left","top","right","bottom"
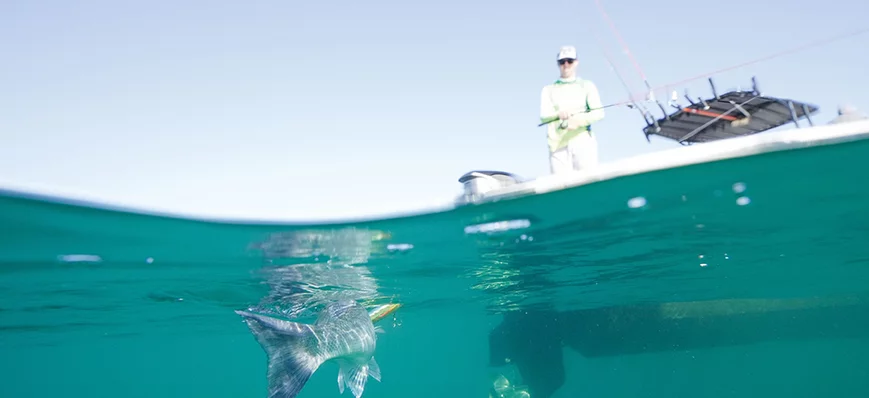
{"left": 641, "top": 77, "right": 820, "bottom": 145}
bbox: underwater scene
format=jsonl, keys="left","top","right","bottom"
{"left": 2, "top": 137, "right": 869, "bottom": 398}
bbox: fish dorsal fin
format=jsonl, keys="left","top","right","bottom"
{"left": 235, "top": 310, "right": 313, "bottom": 338}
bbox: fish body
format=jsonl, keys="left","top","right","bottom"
{"left": 236, "top": 299, "right": 382, "bottom": 398}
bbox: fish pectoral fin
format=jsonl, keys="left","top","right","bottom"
{"left": 339, "top": 362, "right": 373, "bottom": 398}
{"left": 374, "top": 325, "right": 385, "bottom": 334}
{"left": 368, "top": 357, "right": 381, "bottom": 382}
{"left": 336, "top": 357, "right": 380, "bottom": 395}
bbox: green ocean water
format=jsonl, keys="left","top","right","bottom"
{"left": 2, "top": 137, "right": 869, "bottom": 398}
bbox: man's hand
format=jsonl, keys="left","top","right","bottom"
{"left": 558, "top": 110, "right": 571, "bottom": 120}
{"left": 568, "top": 114, "right": 589, "bottom": 129}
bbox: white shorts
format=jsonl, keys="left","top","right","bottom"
{"left": 549, "top": 132, "right": 598, "bottom": 174}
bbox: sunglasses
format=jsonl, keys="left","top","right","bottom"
{"left": 558, "top": 59, "right": 576, "bottom": 65}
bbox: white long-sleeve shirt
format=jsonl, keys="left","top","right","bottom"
{"left": 540, "top": 77, "right": 605, "bottom": 152}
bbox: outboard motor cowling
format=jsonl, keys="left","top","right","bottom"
{"left": 456, "top": 170, "right": 521, "bottom": 205}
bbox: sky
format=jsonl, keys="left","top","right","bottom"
{"left": 2, "top": 0, "right": 867, "bottom": 222}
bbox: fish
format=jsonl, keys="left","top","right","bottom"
{"left": 236, "top": 299, "right": 383, "bottom": 398}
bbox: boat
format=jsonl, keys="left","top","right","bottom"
{"left": 454, "top": 75, "right": 869, "bottom": 207}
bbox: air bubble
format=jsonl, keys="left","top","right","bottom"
{"left": 732, "top": 182, "right": 746, "bottom": 193}
{"left": 464, "top": 219, "right": 531, "bottom": 234}
{"left": 736, "top": 196, "right": 751, "bottom": 206}
{"left": 387, "top": 243, "right": 414, "bottom": 252}
{"left": 627, "top": 197, "right": 647, "bottom": 208}
{"left": 58, "top": 254, "right": 102, "bottom": 263}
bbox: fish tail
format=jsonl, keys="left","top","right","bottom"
{"left": 235, "top": 310, "right": 323, "bottom": 398}
{"left": 272, "top": 349, "right": 319, "bottom": 398}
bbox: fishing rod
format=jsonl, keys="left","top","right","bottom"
{"left": 589, "top": 29, "right": 654, "bottom": 125}
{"left": 538, "top": 26, "right": 869, "bottom": 127}
{"left": 537, "top": 102, "right": 627, "bottom": 127}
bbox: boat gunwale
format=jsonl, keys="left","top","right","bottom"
{"left": 470, "top": 119, "right": 869, "bottom": 204}
{"left": 1, "top": 119, "right": 869, "bottom": 225}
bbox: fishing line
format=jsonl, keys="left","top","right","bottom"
{"left": 592, "top": 0, "right": 654, "bottom": 94}
{"left": 646, "top": 26, "right": 869, "bottom": 96}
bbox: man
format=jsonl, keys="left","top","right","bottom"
{"left": 540, "top": 45, "right": 606, "bottom": 174}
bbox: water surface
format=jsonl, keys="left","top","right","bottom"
{"left": 2, "top": 138, "right": 869, "bottom": 397}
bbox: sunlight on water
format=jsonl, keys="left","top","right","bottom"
{"left": 464, "top": 219, "right": 532, "bottom": 235}
{"left": 2, "top": 138, "right": 869, "bottom": 398}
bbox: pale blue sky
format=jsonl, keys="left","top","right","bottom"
{"left": 2, "top": 0, "right": 867, "bottom": 222}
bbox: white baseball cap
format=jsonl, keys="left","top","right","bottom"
{"left": 557, "top": 45, "right": 577, "bottom": 61}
